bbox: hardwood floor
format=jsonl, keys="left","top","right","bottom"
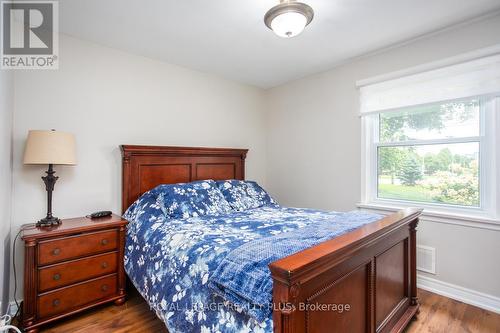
{"left": 405, "top": 290, "right": 500, "bottom": 333}
{"left": 36, "top": 289, "right": 499, "bottom": 332}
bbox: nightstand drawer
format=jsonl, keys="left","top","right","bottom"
{"left": 38, "top": 252, "right": 118, "bottom": 292}
{"left": 38, "top": 274, "right": 117, "bottom": 318}
{"left": 38, "top": 230, "right": 118, "bottom": 265}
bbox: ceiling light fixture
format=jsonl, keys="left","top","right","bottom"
{"left": 264, "top": 0, "right": 314, "bottom": 38}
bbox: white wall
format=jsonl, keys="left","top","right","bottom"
{"left": 0, "top": 70, "right": 14, "bottom": 313}
{"left": 266, "top": 14, "right": 500, "bottom": 300}
{"left": 10, "top": 34, "right": 267, "bottom": 298}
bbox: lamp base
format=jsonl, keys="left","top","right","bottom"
{"left": 37, "top": 216, "right": 61, "bottom": 228}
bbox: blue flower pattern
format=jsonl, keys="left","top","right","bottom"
{"left": 123, "top": 181, "right": 379, "bottom": 333}
{"left": 153, "top": 180, "right": 233, "bottom": 219}
{"left": 216, "top": 180, "right": 278, "bottom": 211}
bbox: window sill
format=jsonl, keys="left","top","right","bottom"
{"left": 357, "top": 202, "right": 500, "bottom": 231}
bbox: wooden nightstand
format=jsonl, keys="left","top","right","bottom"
{"left": 21, "top": 214, "right": 128, "bottom": 333}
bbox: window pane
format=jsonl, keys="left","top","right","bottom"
{"left": 379, "top": 99, "right": 480, "bottom": 143}
{"left": 377, "top": 143, "right": 479, "bottom": 207}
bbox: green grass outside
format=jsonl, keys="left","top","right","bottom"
{"left": 378, "top": 183, "right": 435, "bottom": 202}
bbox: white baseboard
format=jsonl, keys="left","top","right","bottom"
{"left": 418, "top": 274, "right": 500, "bottom": 314}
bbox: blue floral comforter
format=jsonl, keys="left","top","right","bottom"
{"left": 125, "top": 206, "right": 381, "bottom": 333}
{"left": 208, "top": 210, "right": 381, "bottom": 322}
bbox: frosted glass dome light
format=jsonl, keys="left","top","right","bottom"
{"left": 270, "top": 12, "right": 308, "bottom": 38}
{"left": 264, "top": 1, "right": 314, "bottom": 38}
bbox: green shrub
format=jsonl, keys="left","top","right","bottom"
{"left": 425, "top": 170, "right": 479, "bottom": 206}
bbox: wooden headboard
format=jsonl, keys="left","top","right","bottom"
{"left": 120, "top": 145, "right": 248, "bottom": 213}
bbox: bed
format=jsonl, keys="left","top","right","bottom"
{"left": 121, "top": 145, "right": 421, "bottom": 333}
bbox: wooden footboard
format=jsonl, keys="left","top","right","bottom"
{"left": 269, "top": 208, "right": 422, "bottom": 333}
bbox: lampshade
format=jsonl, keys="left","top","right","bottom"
{"left": 23, "top": 130, "right": 77, "bottom": 165}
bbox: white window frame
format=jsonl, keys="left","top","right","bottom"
{"left": 361, "top": 96, "right": 499, "bottom": 221}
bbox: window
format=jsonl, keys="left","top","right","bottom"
{"left": 359, "top": 54, "right": 500, "bottom": 218}
{"left": 363, "top": 97, "right": 497, "bottom": 215}
{"left": 377, "top": 98, "right": 482, "bottom": 207}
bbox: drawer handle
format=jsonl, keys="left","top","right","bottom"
{"left": 53, "top": 273, "right": 61, "bottom": 281}
{"left": 101, "top": 262, "right": 108, "bottom": 269}
{"left": 101, "top": 284, "right": 109, "bottom": 292}
{"left": 53, "top": 299, "right": 60, "bottom": 307}
{"left": 100, "top": 239, "right": 108, "bottom": 246}
{"left": 52, "top": 248, "right": 61, "bottom": 256}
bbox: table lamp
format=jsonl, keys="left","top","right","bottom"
{"left": 23, "top": 130, "right": 77, "bottom": 227}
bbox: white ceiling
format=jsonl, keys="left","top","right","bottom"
{"left": 60, "top": 0, "right": 500, "bottom": 88}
